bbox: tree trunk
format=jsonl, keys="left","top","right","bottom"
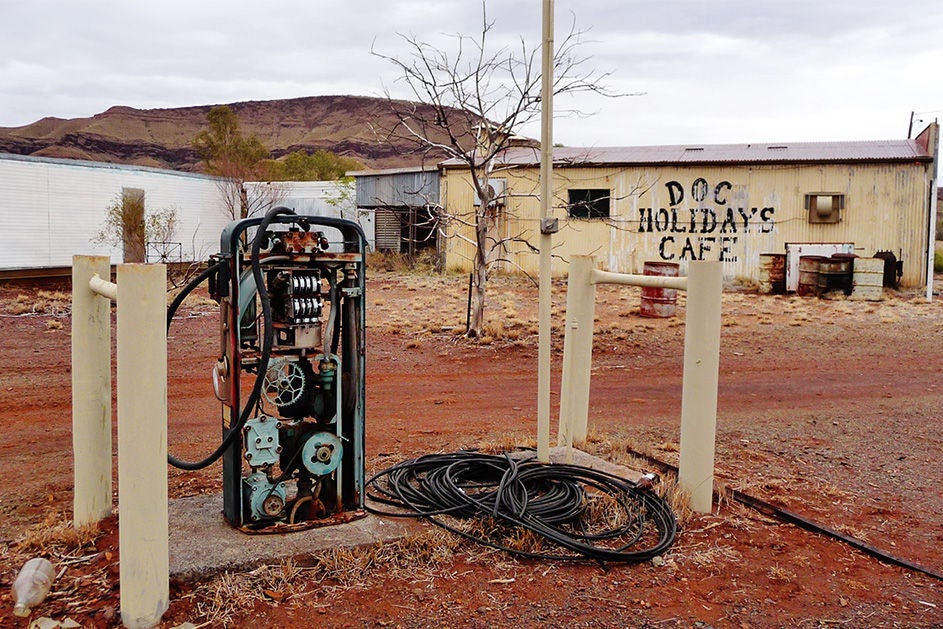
{"left": 466, "top": 209, "right": 490, "bottom": 337}
{"left": 239, "top": 184, "right": 250, "bottom": 219}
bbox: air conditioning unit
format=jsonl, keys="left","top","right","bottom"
{"left": 474, "top": 178, "right": 507, "bottom": 206}
{"left": 805, "top": 193, "right": 843, "bottom": 224}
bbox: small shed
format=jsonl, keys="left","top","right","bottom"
{"left": 350, "top": 167, "right": 440, "bottom": 257}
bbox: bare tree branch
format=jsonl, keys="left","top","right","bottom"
{"left": 373, "top": 1, "right": 622, "bottom": 336}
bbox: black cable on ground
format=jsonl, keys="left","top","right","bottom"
{"left": 622, "top": 447, "right": 943, "bottom": 582}
{"left": 365, "top": 451, "right": 677, "bottom": 564}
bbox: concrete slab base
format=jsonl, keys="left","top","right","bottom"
{"left": 168, "top": 447, "right": 643, "bottom": 580}
{"left": 168, "top": 495, "right": 414, "bottom": 580}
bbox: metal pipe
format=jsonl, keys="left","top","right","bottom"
{"left": 536, "top": 0, "right": 554, "bottom": 463}
{"left": 592, "top": 269, "right": 688, "bottom": 291}
{"left": 677, "top": 261, "right": 723, "bottom": 514}
{"left": 117, "top": 263, "right": 169, "bottom": 628}
{"left": 88, "top": 272, "right": 118, "bottom": 301}
{"left": 71, "top": 255, "right": 113, "bottom": 527}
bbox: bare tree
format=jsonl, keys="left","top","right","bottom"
{"left": 373, "top": 3, "right": 614, "bottom": 337}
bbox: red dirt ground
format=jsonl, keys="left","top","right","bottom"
{"left": 0, "top": 271, "right": 941, "bottom": 628}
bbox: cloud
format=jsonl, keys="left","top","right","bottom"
{"left": 0, "top": 0, "right": 940, "bottom": 151}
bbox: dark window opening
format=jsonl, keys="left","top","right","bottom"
{"left": 567, "top": 189, "right": 610, "bottom": 219}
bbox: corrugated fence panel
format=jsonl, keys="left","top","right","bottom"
{"left": 374, "top": 209, "right": 401, "bottom": 251}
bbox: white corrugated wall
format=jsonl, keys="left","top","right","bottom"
{"left": 0, "top": 155, "right": 230, "bottom": 270}
{"left": 247, "top": 180, "right": 375, "bottom": 251}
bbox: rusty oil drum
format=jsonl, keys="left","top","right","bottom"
{"left": 818, "top": 255, "right": 854, "bottom": 296}
{"left": 797, "top": 256, "right": 826, "bottom": 297}
{"left": 639, "top": 261, "right": 679, "bottom": 318}
{"left": 758, "top": 253, "right": 786, "bottom": 294}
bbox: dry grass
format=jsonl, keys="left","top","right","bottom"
{"left": 834, "top": 523, "right": 871, "bottom": 542}
{"left": 653, "top": 441, "right": 679, "bottom": 454}
{"left": 687, "top": 542, "right": 742, "bottom": 568}
{"left": 16, "top": 511, "right": 101, "bottom": 555}
{"left": 576, "top": 432, "right": 696, "bottom": 530}
{"left": 581, "top": 490, "right": 631, "bottom": 531}
{"left": 304, "top": 528, "right": 463, "bottom": 587}
{"left": 654, "top": 478, "right": 695, "bottom": 529}
{"left": 194, "top": 527, "right": 466, "bottom": 626}
{"left": 767, "top": 564, "right": 798, "bottom": 583}
{"left": 168, "top": 287, "right": 217, "bottom": 311}
{"left": 476, "top": 433, "right": 537, "bottom": 454}
{"left": 2, "top": 290, "right": 72, "bottom": 316}
{"left": 366, "top": 251, "right": 441, "bottom": 274}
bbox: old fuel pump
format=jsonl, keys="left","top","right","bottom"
{"left": 170, "top": 207, "right": 366, "bottom": 531}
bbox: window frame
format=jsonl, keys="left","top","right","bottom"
{"left": 567, "top": 188, "right": 611, "bottom": 220}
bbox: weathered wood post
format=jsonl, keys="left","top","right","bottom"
{"left": 73, "top": 258, "right": 169, "bottom": 628}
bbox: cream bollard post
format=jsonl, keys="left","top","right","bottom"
{"left": 116, "top": 263, "right": 169, "bottom": 628}
{"left": 677, "top": 261, "right": 723, "bottom": 513}
{"left": 556, "top": 257, "right": 722, "bottom": 514}
{"left": 557, "top": 256, "right": 597, "bottom": 451}
{"left": 72, "top": 258, "right": 169, "bottom": 628}
{"left": 72, "top": 255, "right": 114, "bottom": 527}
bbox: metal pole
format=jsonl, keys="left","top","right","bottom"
{"left": 117, "top": 263, "right": 169, "bottom": 628}
{"left": 677, "top": 261, "right": 723, "bottom": 514}
{"left": 72, "top": 255, "right": 113, "bottom": 527}
{"left": 925, "top": 123, "right": 939, "bottom": 303}
{"left": 537, "top": 0, "right": 554, "bottom": 462}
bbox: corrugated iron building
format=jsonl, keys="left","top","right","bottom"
{"left": 440, "top": 124, "right": 939, "bottom": 287}
{"left": 351, "top": 167, "right": 440, "bottom": 255}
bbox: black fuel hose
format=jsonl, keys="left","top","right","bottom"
{"left": 622, "top": 448, "right": 943, "bottom": 582}
{"left": 166, "top": 206, "right": 296, "bottom": 470}
{"left": 366, "top": 451, "right": 677, "bottom": 563}
{"left": 165, "top": 260, "right": 223, "bottom": 330}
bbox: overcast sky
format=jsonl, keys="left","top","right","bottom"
{"left": 1, "top": 1, "right": 941, "bottom": 149}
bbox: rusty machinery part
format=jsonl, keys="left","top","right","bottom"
{"left": 243, "top": 471, "right": 287, "bottom": 522}
{"left": 300, "top": 432, "right": 343, "bottom": 476}
{"left": 261, "top": 357, "right": 307, "bottom": 408}
{"left": 166, "top": 206, "right": 298, "bottom": 471}
{"left": 365, "top": 451, "right": 677, "bottom": 563}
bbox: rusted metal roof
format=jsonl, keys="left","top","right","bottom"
{"left": 440, "top": 139, "right": 933, "bottom": 168}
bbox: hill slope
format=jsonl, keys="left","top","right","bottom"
{"left": 0, "top": 95, "right": 461, "bottom": 172}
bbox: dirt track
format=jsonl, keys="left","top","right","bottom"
{"left": 0, "top": 272, "right": 941, "bottom": 627}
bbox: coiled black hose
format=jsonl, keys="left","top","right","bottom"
{"left": 365, "top": 451, "right": 677, "bottom": 563}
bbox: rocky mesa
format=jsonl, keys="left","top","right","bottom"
{"left": 0, "top": 95, "right": 461, "bottom": 172}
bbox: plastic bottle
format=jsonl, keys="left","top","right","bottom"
{"left": 11, "top": 557, "right": 55, "bottom": 617}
